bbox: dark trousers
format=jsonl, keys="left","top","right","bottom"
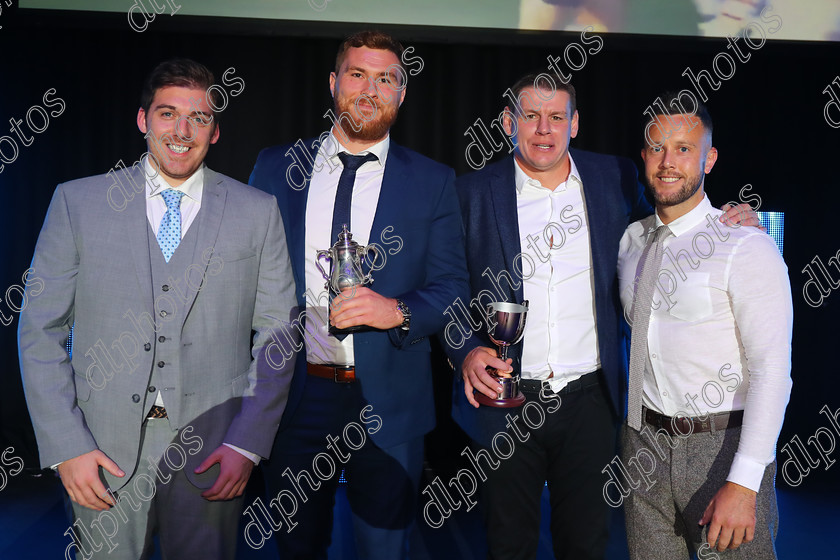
{"left": 475, "top": 374, "right": 617, "bottom": 560}
{"left": 264, "top": 376, "right": 424, "bottom": 560}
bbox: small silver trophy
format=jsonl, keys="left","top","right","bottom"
{"left": 315, "top": 225, "right": 381, "bottom": 335}
{"left": 476, "top": 301, "right": 529, "bottom": 408}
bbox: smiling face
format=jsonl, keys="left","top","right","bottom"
{"left": 136, "top": 85, "right": 219, "bottom": 187}
{"left": 641, "top": 113, "right": 717, "bottom": 220}
{"left": 503, "top": 87, "right": 579, "bottom": 188}
{"left": 329, "top": 46, "right": 405, "bottom": 148}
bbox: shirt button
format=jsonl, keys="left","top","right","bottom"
{"left": 160, "top": 310, "right": 167, "bottom": 318}
{"left": 651, "top": 353, "right": 657, "bottom": 359}
{"left": 158, "top": 336, "right": 166, "bottom": 343}
{"left": 662, "top": 391, "right": 668, "bottom": 397}
{"left": 131, "top": 394, "right": 141, "bottom": 403}
{"left": 144, "top": 343, "right": 151, "bottom": 351}
{"left": 162, "top": 285, "right": 170, "bottom": 292}
{"left": 157, "top": 361, "right": 165, "bottom": 368}
{"left": 148, "top": 386, "right": 156, "bottom": 392}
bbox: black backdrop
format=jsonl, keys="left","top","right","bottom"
{"left": 1, "top": 7, "right": 839, "bottom": 492}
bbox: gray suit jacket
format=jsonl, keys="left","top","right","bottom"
{"left": 18, "top": 166, "right": 297, "bottom": 490}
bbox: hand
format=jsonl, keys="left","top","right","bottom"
{"left": 699, "top": 481, "right": 757, "bottom": 551}
{"left": 329, "top": 286, "right": 403, "bottom": 330}
{"left": 461, "top": 346, "right": 513, "bottom": 408}
{"left": 195, "top": 445, "right": 254, "bottom": 501}
{"left": 719, "top": 203, "right": 765, "bottom": 232}
{"left": 57, "top": 450, "right": 125, "bottom": 511}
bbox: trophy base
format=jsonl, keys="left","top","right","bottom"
{"left": 475, "top": 392, "right": 526, "bottom": 408}
{"left": 329, "top": 324, "right": 372, "bottom": 336}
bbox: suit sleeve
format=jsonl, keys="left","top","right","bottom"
{"left": 387, "top": 168, "right": 470, "bottom": 350}
{"left": 222, "top": 196, "right": 298, "bottom": 458}
{"left": 18, "top": 184, "right": 98, "bottom": 468}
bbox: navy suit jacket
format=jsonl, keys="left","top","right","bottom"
{"left": 447, "top": 149, "right": 652, "bottom": 447}
{"left": 249, "top": 137, "right": 469, "bottom": 448}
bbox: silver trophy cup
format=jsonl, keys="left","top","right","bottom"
{"left": 315, "top": 225, "right": 381, "bottom": 335}
{"left": 476, "top": 300, "right": 529, "bottom": 407}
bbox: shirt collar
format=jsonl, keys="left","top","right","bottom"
{"left": 514, "top": 153, "right": 581, "bottom": 194}
{"left": 653, "top": 194, "right": 716, "bottom": 237}
{"left": 144, "top": 156, "right": 205, "bottom": 203}
{"left": 322, "top": 130, "right": 389, "bottom": 169}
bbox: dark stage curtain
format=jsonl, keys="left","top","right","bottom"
{"left": 1, "top": 9, "right": 837, "bottom": 490}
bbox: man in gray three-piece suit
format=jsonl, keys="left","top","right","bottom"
{"left": 18, "top": 59, "right": 297, "bottom": 559}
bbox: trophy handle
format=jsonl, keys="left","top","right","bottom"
{"left": 315, "top": 249, "right": 332, "bottom": 284}
{"left": 359, "top": 244, "right": 380, "bottom": 284}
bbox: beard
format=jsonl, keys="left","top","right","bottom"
{"left": 645, "top": 172, "right": 703, "bottom": 207}
{"left": 333, "top": 90, "right": 399, "bottom": 142}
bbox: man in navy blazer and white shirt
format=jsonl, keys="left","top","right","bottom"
{"left": 447, "top": 74, "right": 753, "bottom": 559}
{"left": 248, "top": 31, "right": 468, "bottom": 559}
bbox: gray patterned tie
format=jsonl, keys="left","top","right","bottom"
{"left": 627, "top": 224, "right": 671, "bottom": 430}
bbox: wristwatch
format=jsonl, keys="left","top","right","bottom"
{"left": 395, "top": 299, "right": 411, "bottom": 331}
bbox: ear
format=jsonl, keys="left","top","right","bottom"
{"left": 502, "top": 107, "right": 515, "bottom": 136}
{"left": 570, "top": 110, "right": 579, "bottom": 139}
{"left": 329, "top": 72, "right": 337, "bottom": 98}
{"left": 398, "top": 85, "right": 406, "bottom": 107}
{"left": 137, "top": 107, "right": 148, "bottom": 134}
{"left": 210, "top": 123, "right": 220, "bottom": 145}
{"left": 704, "top": 146, "right": 718, "bottom": 174}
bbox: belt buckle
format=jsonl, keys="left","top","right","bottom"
{"left": 334, "top": 366, "right": 354, "bottom": 383}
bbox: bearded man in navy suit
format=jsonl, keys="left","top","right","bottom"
{"left": 248, "top": 31, "right": 468, "bottom": 559}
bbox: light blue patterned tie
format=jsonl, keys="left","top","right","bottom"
{"left": 157, "top": 189, "right": 185, "bottom": 262}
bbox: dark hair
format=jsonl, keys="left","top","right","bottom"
{"left": 335, "top": 30, "right": 405, "bottom": 74}
{"left": 508, "top": 72, "right": 577, "bottom": 115}
{"left": 646, "top": 90, "right": 713, "bottom": 137}
{"left": 140, "top": 58, "right": 220, "bottom": 115}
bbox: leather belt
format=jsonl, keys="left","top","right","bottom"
{"left": 307, "top": 362, "right": 356, "bottom": 383}
{"left": 147, "top": 405, "right": 168, "bottom": 419}
{"left": 520, "top": 369, "right": 601, "bottom": 395}
{"left": 643, "top": 406, "right": 743, "bottom": 436}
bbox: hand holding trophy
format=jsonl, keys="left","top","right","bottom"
{"left": 475, "top": 300, "right": 529, "bottom": 407}
{"left": 315, "top": 224, "right": 381, "bottom": 336}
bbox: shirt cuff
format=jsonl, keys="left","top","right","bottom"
{"left": 726, "top": 452, "right": 767, "bottom": 492}
{"left": 223, "top": 443, "right": 261, "bottom": 465}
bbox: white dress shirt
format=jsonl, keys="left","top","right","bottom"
{"left": 303, "top": 131, "right": 389, "bottom": 365}
{"left": 514, "top": 155, "right": 600, "bottom": 393}
{"left": 617, "top": 195, "right": 793, "bottom": 491}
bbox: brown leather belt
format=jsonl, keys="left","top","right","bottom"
{"left": 307, "top": 362, "right": 356, "bottom": 383}
{"left": 643, "top": 406, "right": 743, "bottom": 436}
{"left": 147, "top": 405, "right": 168, "bottom": 419}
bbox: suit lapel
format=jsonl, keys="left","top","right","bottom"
{"left": 126, "top": 167, "right": 155, "bottom": 315}
{"left": 489, "top": 159, "right": 524, "bottom": 302}
{"left": 369, "top": 142, "right": 407, "bottom": 250}
{"left": 573, "top": 151, "right": 610, "bottom": 308}
{"left": 179, "top": 169, "right": 226, "bottom": 321}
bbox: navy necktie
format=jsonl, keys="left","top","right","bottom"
{"left": 331, "top": 152, "right": 378, "bottom": 244}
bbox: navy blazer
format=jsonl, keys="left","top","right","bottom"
{"left": 448, "top": 149, "right": 652, "bottom": 447}
{"left": 249, "top": 138, "right": 469, "bottom": 448}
